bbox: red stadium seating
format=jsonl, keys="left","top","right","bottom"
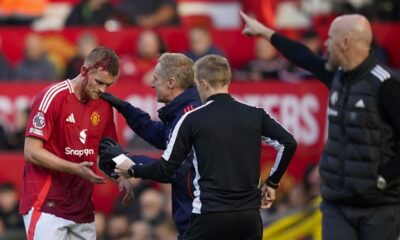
{"left": 1, "top": 24, "right": 399, "bottom": 70}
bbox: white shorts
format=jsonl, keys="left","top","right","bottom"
{"left": 23, "top": 208, "right": 95, "bottom": 240}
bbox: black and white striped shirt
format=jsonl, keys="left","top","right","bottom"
{"left": 133, "top": 93, "right": 297, "bottom": 214}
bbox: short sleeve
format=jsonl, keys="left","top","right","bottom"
{"left": 25, "top": 91, "right": 58, "bottom": 141}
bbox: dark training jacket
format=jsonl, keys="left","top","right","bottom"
{"left": 117, "top": 87, "right": 201, "bottom": 238}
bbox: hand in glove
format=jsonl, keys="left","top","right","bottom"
{"left": 100, "top": 92, "right": 124, "bottom": 109}
{"left": 98, "top": 137, "right": 128, "bottom": 180}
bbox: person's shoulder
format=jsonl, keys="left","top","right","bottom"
{"left": 370, "top": 63, "right": 397, "bottom": 83}
{"left": 232, "top": 98, "right": 270, "bottom": 119}
{"left": 233, "top": 97, "right": 262, "bottom": 110}
{"left": 34, "top": 80, "right": 72, "bottom": 112}
{"left": 97, "top": 98, "right": 115, "bottom": 112}
{"left": 182, "top": 100, "right": 213, "bottom": 120}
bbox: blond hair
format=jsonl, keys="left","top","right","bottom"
{"left": 194, "top": 55, "right": 231, "bottom": 88}
{"left": 158, "top": 53, "right": 194, "bottom": 89}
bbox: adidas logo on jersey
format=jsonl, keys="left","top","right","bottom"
{"left": 66, "top": 113, "right": 76, "bottom": 123}
{"left": 355, "top": 99, "right": 365, "bottom": 108}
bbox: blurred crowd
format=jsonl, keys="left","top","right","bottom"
{"left": 0, "top": 0, "right": 399, "bottom": 28}
{"left": 0, "top": 0, "right": 399, "bottom": 85}
{"left": 0, "top": 24, "right": 393, "bottom": 84}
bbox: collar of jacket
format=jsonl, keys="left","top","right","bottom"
{"left": 158, "top": 86, "right": 199, "bottom": 123}
{"left": 206, "top": 93, "right": 232, "bottom": 102}
{"left": 342, "top": 51, "right": 377, "bottom": 84}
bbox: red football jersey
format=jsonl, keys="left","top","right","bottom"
{"left": 20, "top": 80, "right": 117, "bottom": 223}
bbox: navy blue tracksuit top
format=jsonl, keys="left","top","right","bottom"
{"left": 117, "top": 87, "right": 201, "bottom": 238}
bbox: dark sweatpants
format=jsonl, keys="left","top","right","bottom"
{"left": 321, "top": 200, "right": 400, "bottom": 240}
{"left": 183, "top": 209, "right": 263, "bottom": 240}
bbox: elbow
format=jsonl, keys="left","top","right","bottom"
{"left": 288, "top": 136, "right": 298, "bottom": 152}
{"left": 24, "top": 138, "right": 42, "bottom": 164}
{"left": 24, "top": 145, "right": 36, "bottom": 164}
{"left": 282, "top": 135, "right": 297, "bottom": 153}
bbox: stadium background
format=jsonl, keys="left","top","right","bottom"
{"left": 0, "top": 0, "right": 399, "bottom": 239}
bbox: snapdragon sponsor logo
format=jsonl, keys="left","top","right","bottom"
{"left": 65, "top": 147, "right": 94, "bottom": 157}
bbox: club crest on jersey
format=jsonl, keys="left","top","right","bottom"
{"left": 33, "top": 112, "right": 45, "bottom": 129}
{"left": 90, "top": 111, "right": 100, "bottom": 126}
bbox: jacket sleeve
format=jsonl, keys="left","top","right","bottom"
{"left": 261, "top": 109, "right": 297, "bottom": 187}
{"left": 118, "top": 102, "right": 167, "bottom": 150}
{"left": 270, "top": 33, "right": 335, "bottom": 88}
{"left": 131, "top": 155, "right": 172, "bottom": 183}
{"left": 132, "top": 114, "right": 193, "bottom": 180}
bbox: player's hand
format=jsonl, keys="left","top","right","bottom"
{"left": 118, "top": 177, "right": 134, "bottom": 205}
{"left": 74, "top": 161, "right": 106, "bottom": 184}
{"left": 100, "top": 92, "right": 124, "bottom": 109}
{"left": 240, "top": 11, "right": 274, "bottom": 39}
{"left": 115, "top": 160, "right": 135, "bottom": 178}
{"left": 260, "top": 184, "right": 276, "bottom": 209}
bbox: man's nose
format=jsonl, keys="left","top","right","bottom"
{"left": 99, "top": 85, "right": 107, "bottom": 93}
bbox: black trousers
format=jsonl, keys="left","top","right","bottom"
{"left": 183, "top": 209, "right": 263, "bottom": 240}
{"left": 321, "top": 200, "right": 400, "bottom": 240}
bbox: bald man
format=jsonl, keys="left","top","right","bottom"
{"left": 241, "top": 12, "right": 400, "bottom": 240}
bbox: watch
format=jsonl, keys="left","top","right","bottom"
{"left": 376, "top": 175, "right": 387, "bottom": 190}
{"left": 128, "top": 166, "right": 135, "bottom": 178}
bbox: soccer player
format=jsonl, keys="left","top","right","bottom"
{"left": 20, "top": 47, "right": 132, "bottom": 240}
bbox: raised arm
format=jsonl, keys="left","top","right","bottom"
{"left": 240, "top": 11, "right": 335, "bottom": 87}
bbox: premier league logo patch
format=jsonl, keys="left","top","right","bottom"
{"left": 33, "top": 112, "right": 46, "bottom": 129}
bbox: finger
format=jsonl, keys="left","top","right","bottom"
{"left": 261, "top": 199, "right": 273, "bottom": 208}
{"left": 266, "top": 195, "right": 275, "bottom": 201}
{"left": 89, "top": 171, "right": 105, "bottom": 180}
{"left": 81, "top": 161, "right": 94, "bottom": 167}
{"left": 92, "top": 178, "right": 106, "bottom": 184}
{"left": 239, "top": 11, "right": 250, "bottom": 22}
{"left": 123, "top": 192, "right": 133, "bottom": 203}
{"left": 260, "top": 202, "right": 272, "bottom": 209}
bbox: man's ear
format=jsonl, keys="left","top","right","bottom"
{"left": 341, "top": 36, "right": 350, "bottom": 51}
{"left": 81, "top": 66, "right": 88, "bottom": 77}
{"left": 167, "top": 77, "right": 177, "bottom": 89}
{"left": 200, "top": 79, "right": 208, "bottom": 89}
